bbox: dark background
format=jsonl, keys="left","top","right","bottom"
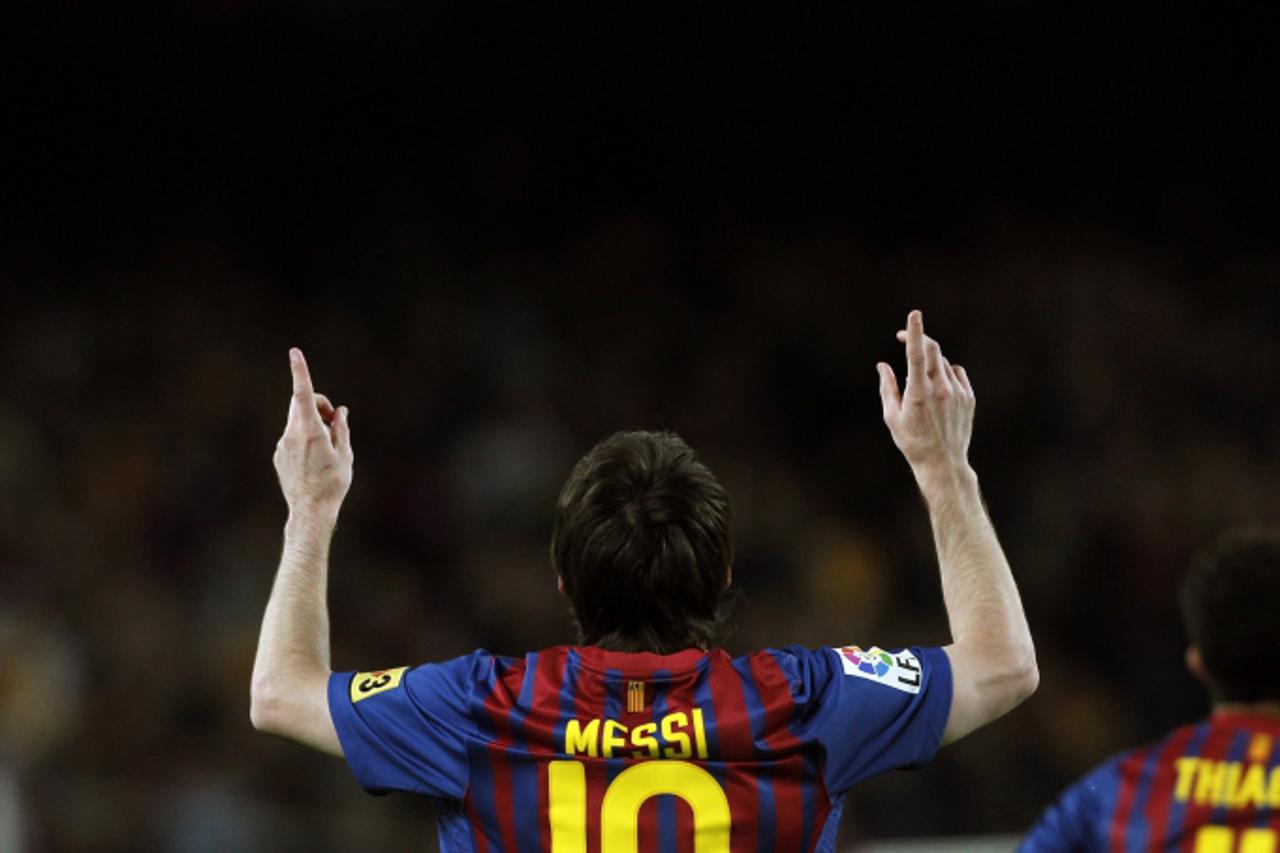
{"left": 5, "top": 2, "right": 1280, "bottom": 849}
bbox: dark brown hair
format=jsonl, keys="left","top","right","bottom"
{"left": 1180, "top": 529, "right": 1280, "bottom": 703}
{"left": 551, "top": 430, "right": 736, "bottom": 653}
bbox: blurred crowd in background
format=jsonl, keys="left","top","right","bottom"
{"left": 6, "top": 2, "right": 1280, "bottom": 850}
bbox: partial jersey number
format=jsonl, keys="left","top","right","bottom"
{"left": 1195, "top": 826, "right": 1277, "bottom": 853}
{"left": 549, "top": 759, "right": 730, "bottom": 853}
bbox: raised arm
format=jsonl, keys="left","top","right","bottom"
{"left": 878, "top": 310, "right": 1037, "bottom": 745}
{"left": 249, "top": 348, "right": 352, "bottom": 755}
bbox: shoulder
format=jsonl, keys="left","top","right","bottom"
{"left": 1022, "top": 749, "right": 1133, "bottom": 852}
{"left": 727, "top": 644, "right": 945, "bottom": 705}
{"left": 1058, "top": 731, "right": 1178, "bottom": 807}
{"left": 358, "top": 649, "right": 513, "bottom": 709}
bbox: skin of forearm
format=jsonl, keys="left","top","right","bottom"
{"left": 917, "top": 463, "right": 1032, "bottom": 658}
{"left": 252, "top": 511, "right": 336, "bottom": 704}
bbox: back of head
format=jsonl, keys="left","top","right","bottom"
{"left": 551, "top": 430, "right": 735, "bottom": 654}
{"left": 1180, "top": 529, "right": 1280, "bottom": 703}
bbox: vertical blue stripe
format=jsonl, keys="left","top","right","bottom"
{"left": 468, "top": 664, "right": 500, "bottom": 849}
{"left": 554, "top": 650, "right": 582, "bottom": 754}
{"left": 1164, "top": 722, "right": 1212, "bottom": 844}
{"left": 518, "top": 653, "right": 540, "bottom": 708}
{"left": 732, "top": 657, "right": 776, "bottom": 853}
{"left": 508, "top": 653, "right": 541, "bottom": 853}
{"left": 1207, "top": 730, "right": 1251, "bottom": 826}
{"left": 1122, "top": 743, "right": 1165, "bottom": 852}
{"left": 692, "top": 660, "right": 722, "bottom": 763}
{"left": 651, "top": 670, "right": 677, "bottom": 853}
{"left": 814, "top": 798, "right": 844, "bottom": 853}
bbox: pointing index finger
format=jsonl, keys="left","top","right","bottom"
{"left": 288, "top": 348, "right": 324, "bottom": 429}
{"left": 290, "top": 348, "right": 315, "bottom": 398}
{"left": 904, "top": 310, "right": 926, "bottom": 380}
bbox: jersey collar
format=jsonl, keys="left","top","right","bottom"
{"left": 571, "top": 645, "right": 715, "bottom": 674}
{"left": 1209, "top": 710, "right": 1280, "bottom": 731}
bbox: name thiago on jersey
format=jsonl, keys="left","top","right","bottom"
{"left": 1173, "top": 755, "right": 1280, "bottom": 808}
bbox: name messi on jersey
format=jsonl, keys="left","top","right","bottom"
{"left": 563, "top": 709, "right": 710, "bottom": 760}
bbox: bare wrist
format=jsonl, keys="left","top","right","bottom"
{"left": 285, "top": 506, "right": 339, "bottom": 539}
{"left": 913, "top": 461, "right": 980, "bottom": 504}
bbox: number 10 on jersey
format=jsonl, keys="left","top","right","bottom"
{"left": 549, "top": 760, "right": 732, "bottom": 852}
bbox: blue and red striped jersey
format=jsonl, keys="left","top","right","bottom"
{"left": 1022, "top": 713, "right": 1280, "bottom": 852}
{"left": 328, "top": 643, "right": 951, "bottom": 851}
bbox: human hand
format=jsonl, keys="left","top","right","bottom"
{"left": 273, "top": 348, "right": 353, "bottom": 522}
{"left": 877, "top": 310, "right": 976, "bottom": 494}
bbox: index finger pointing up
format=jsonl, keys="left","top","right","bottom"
{"left": 290, "top": 348, "right": 315, "bottom": 396}
{"left": 904, "top": 310, "right": 927, "bottom": 379}
{"left": 289, "top": 349, "right": 321, "bottom": 424}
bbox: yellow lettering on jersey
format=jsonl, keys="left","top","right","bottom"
{"left": 562, "top": 709, "right": 713, "bottom": 760}
{"left": 630, "top": 722, "right": 660, "bottom": 759}
{"left": 1198, "top": 826, "right": 1234, "bottom": 853}
{"left": 692, "top": 708, "right": 709, "bottom": 760}
{"left": 1195, "top": 760, "right": 1228, "bottom": 806}
{"left": 549, "top": 760, "right": 587, "bottom": 853}
{"left": 662, "top": 711, "right": 692, "bottom": 759}
{"left": 1234, "top": 763, "right": 1267, "bottom": 809}
{"left": 1241, "top": 828, "right": 1278, "bottom": 853}
{"left": 1269, "top": 765, "right": 1280, "bottom": 807}
{"left": 1174, "top": 757, "right": 1198, "bottom": 801}
{"left": 350, "top": 667, "right": 408, "bottom": 703}
{"left": 1223, "top": 763, "right": 1244, "bottom": 807}
{"left": 601, "top": 720, "right": 628, "bottom": 758}
{"left": 565, "top": 719, "right": 600, "bottom": 757}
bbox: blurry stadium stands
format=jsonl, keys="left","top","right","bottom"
{"left": 4, "top": 226, "right": 1277, "bottom": 849}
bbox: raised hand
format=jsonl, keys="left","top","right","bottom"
{"left": 273, "top": 348, "right": 353, "bottom": 519}
{"left": 877, "top": 310, "right": 975, "bottom": 488}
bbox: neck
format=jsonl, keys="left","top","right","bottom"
{"left": 1212, "top": 700, "right": 1280, "bottom": 718}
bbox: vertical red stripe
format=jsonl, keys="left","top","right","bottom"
{"left": 676, "top": 798, "right": 695, "bottom": 853}
{"left": 1141, "top": 726, "right": 1197, "bottom": 849}
{"left": 1177, "top": 721, "right": 1238, "bottom": 853}
{"left": 530, "top": 649, "right": 569, "bottom": 853}
{"left": 749, "top": 653, "right": 820, "bottom": 851}
{"left": 636, "top": 797, "right": 660, "bottom": 852}
{"left": 481, "top": 662, "right": 524, "bottom": 853}
{"left": 661, "top": 666, "right": 706, "bottom": 853}
{"left": 704, "top": 652, "right": 759, "bottom": 852}
{"left": 1108, "top": 745, "right": 1156, "bottom": 853}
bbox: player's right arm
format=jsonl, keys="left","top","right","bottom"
{"left": 879, "top": 310, "right": 1038, "bottom": 745}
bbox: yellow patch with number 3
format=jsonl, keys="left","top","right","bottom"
{"left": 350, "top": 667, "right": 408, "bottom": 703}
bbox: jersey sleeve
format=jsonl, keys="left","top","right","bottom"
{"left": 1019, "top": 757, "right": 1121, "bottom": 853}
{"left": 327, "top": 650, "right": 492, "bottom": 799}
{"left": 780, "top": 644, "right": 952, "bottom": 795}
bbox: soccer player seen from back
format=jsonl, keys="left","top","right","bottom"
{"left": 1023, "top": 531, "right": 1280, "bottom": 852}
{"left": 250, "top": 310, "right": 1038, "bottom": 851}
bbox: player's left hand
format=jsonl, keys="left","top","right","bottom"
{"left": 273, "top": 348, "right": 353, "bottom": 520}
{"left": 877, "top": 310, "right": 975, "bottom": 490}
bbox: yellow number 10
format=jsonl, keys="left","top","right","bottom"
{"left": 1195, "top": 826, "right": 1277, "bottom": 853}
{"left": 548, "top": 760, "right": 731, "bottom": 853}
